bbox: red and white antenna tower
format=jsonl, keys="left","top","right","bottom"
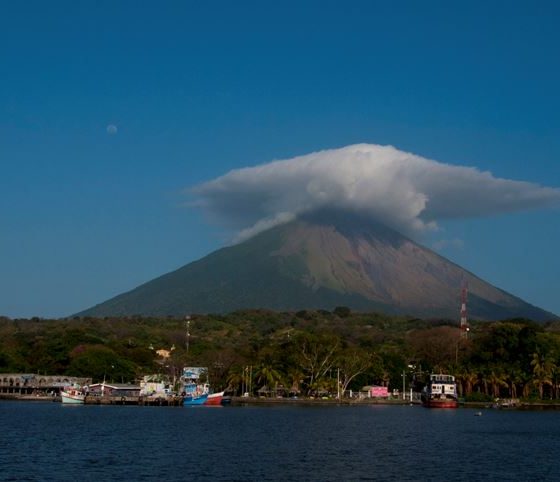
{"left": 460, "top": 282, "right": 469, "bottom": 338}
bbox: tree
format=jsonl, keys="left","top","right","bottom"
{"left": 455, "top": 368, "right": 478, "bottom": 397}
{"left": 333, "top": 306, "right": 351, "bottom": 318}
{"left": 67, "top": 345, "right": 136, "bottom": 382}
{"left": 254, "top": 363, "right": 283, "bottom": 396}
{"left": 407, "top": 326, "right": 460, "bottom": 370}
{"left": 286, "top": 368, "right": 305, "bottom": 395}
{"left": 504, "top": 365, "right": 524, "bottom": 399}
{"left": 531, "top": 350, "right": 555, "bottom": 399}
{"left": 486, "top": 368, "right": 508, "bottom": 398}
{"left": 226, "top": 366, "right": 245, "bottom": 396}
{"left": 336, "top": 348, "right": 374, "bottom": 396}
{"left": 295, "top": 333, "right": 340, "bottom": 395}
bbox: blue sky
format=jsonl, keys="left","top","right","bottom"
{"left": 1, "top": 1, "right": 559, "bottom": 318}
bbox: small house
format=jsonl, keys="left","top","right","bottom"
{"left": 360, "top": 385, "right": 389, "bottom": 398}
{"left": 88, "top": 382, "right": 141, "bottom": 398}
{"left": 140, "top": 375, "right": 171, "bottom": 397}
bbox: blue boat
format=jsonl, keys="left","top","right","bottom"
{"left": 181, "top": 367, "right": 210, "bottom": 406}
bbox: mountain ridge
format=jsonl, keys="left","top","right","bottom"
{"left": 76, "top": 216, "right": 557, "bottom": 321}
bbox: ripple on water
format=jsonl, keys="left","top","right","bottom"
{"left": 1, "top": 403, "right": 559, "bottom": 481}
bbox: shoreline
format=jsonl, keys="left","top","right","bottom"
{"left": 3, "top": 393, "right": 560, "bottom": 410}
{"left": 229, "top": 396, "right": 415, "bottom": 406}
{"left": 0, "top": 394, "right": 58, "bottom": 402}
{"left": 230, "top": 397, "right": 560, "bottom": 410}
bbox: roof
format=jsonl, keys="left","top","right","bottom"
{"left": 89, "top": 383, "right": 140, "bottom": 390}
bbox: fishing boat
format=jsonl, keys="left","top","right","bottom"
{"left": 421, "top": 374, "right": 458, "bottom": 408}
{"left": 204, "top": 391, "right": 226, "bottom": 406}
{"left": 181, "top": 367, "right": 225, "bottom": 406}
{"left": 60, "top": 386, "right": 86, "bottom": 404}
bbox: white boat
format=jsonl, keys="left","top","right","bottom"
{"left": 421, "top": 374, "right": 458, "bottom": 408}
{"left": 60, "top": 386, "right": 86, "bottom": 404}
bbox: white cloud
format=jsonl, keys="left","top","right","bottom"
{"left": 233, "top": 212, "right": 296, "bottom": 243}
{"left": 191, "top": 144, "right": 560, "bottom": 241}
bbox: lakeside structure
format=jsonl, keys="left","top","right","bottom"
{"left": 1, "top": 372, "right": 555, "bottom": 410}
{"left": 0, "top": 374, "right": 182, "bottom": 405}
{"left": 0, "top": 374, "right": 550, "bottom": 409}
{"left": 0, "top": 373, "right": 91, "bottom": 397}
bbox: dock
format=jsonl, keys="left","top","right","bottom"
{"left": 83, "top": 395, "right": 184, "bottom": 406}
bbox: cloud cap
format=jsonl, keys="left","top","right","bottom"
{"left": 191, "top": 144, "right": 560, "bottom": 241}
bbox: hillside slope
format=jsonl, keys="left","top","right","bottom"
{"left": 77, "top": 216, "right": 556, "bottom": 321}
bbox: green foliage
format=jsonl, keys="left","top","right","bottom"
{"left": 1, "top": 313, "right": 560, "bottom": 399}
{"left": 67, "top": 345, "right": 136, "bottom": 382}
{"left": 0, "top": 350, "right": 19, "bottom": 372}
{"left": 463, "top": 392, "right": 493, "bottom": 403}
{"left": 333, "top": 306, "right": 351, "bottom": 318}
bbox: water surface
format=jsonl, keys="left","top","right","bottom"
{"left": 1, "top": 402, "right": 558, "bottom": 481}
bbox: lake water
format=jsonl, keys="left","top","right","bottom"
{"left": 1, "top": 402, "right": 559, "bottom": 481}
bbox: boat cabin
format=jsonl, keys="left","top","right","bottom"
{"left": 430, "top": 374, "right": 455, "bottom": 383}
{"left": 426, "top": 374, "right": 457, "bottom": 397}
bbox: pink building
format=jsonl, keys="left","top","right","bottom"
{"left": 369, "top": 386, "right": 389, "bottom": 398}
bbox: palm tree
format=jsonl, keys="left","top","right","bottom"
{"left": 286, "top": 368, "right": 305, "bottom": 396}
{"left": 254, "top": 363, "right": 284, "bottom": 397}
{"left": 531, "top": 351, "right": 555, "bottom": 399}
{"left": 226, "top": 367, "right": 244, "bottom": 396}
{"left": 487, "top": 368, "right": 508, "bottom": 398}
{"left": 456, "top": 368, "right": 478, "bottom": 397}
{"left": 552, "top": 364, "right": 560, "bottom": 400}
{"left": 477, "top": 368, "right": 490, "bottom": 397}
{"left": 504, "top": 366, "right": 524, "bottom": 399}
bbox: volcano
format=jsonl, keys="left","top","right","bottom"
{"left": 77, "top": 214, "right": 556, "bottom": 321}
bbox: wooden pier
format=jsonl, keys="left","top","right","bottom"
{"left": 1, "top": 392, "right": 184, "bottom": 406}
{"left": 84, "top": 395, "right": 184, "bottom": 406}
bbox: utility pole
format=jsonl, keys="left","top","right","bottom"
{"left": 337, "top": 368, "right": 340, "bottom": 399}
{"left": 402, "top": 370, "right": 406, "bottom": 400}
{"left": 249, "top": 365, "right": 253, "bottom": 396}
{"left": 460, "top": 283, "right": 469, "bottom": 338}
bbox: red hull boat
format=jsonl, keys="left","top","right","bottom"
{"left": 204, "top": 391, "right": 225, "bottom": 406}
{"left": 423, "top": 399, "right": 459, "bottom": 409}
{"left": 421, "top": 374, "right": 458, "bottom": 409}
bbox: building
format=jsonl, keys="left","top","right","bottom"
{"left": 0, "top": 373, "right": 91, "bottom": 395}
{"left": 88, "top": 382, "right": 141, "bottom": 398}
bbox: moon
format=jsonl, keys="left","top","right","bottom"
{"left": 106, "top": 124, "right": 118, "bottom": 135}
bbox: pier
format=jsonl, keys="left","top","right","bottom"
{"left": 0, "top": 392, "right": 184, "bottom": 405}
{"left": 83, "top": 395, "right": 184, "bottom": 406}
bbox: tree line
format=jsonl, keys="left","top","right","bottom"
{"left": 1, "top": 309, "right": 559, "bottom": 401}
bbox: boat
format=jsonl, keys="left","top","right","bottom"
{"left": 60, "top": 386, "right": 86, "bottom": 404}
{"left": 181, "top": 367, "right": 224, "bottom": 406}
{"left": 492, "top": 398, "right": 519, "bottom": 409}
{"left": 421, "top": 374, "right": 458, "bottom": 408}
{"left": 204, "top": 391, "right": 226, "bottom": 406}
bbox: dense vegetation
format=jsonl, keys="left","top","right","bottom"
{"left": 2, "top": 309, "right": 560, "bottom": 401}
